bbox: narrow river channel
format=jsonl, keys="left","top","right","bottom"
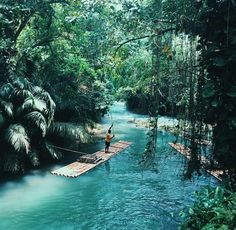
{"left": 0, "top": 102, "right": 217, "bottom": 230}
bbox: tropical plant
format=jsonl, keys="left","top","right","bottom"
{"left": 0, "top": 78, "right": 58, "bottom": 173}
{"left": 193, "top": 0, "right": 236, "bottom": 183}
{"left": 181, "top": 186, "right": 236, "bottom": 229}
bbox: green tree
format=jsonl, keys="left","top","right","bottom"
{"left": 0, "top": 78, "right": 58, "bottom": 173}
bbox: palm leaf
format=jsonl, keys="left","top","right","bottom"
{"left": 38, "top": 92, "right": 56, "bottom": 111}
{"left": 24, "top": 111, "right": 47, "bottom": 137}
{"left": 0, "top": 83, "right": 14, "bottom": 100}
{"left": 49, "top": 122, "right": 91, "bottom": 143}
{"left": 16, "top": 98, "right": 34, "bottom": 116}
{"left": 4, "top": 124, "right": 30, "bottom": 154}
{"left": 33, "top": 98, "right": 48, "bottom": 117}
{"left": 36, "top": 92, "right": 56, "bottom": 127}
{"left": 12, "top": 78, "right": 33, "bottom": 91}
{"left": 12, "top": 78, "right": 25, "bottom": 90}
{"left": 0, "top": 99, "right": 13, "bottom": 118}
{"left": 44, "top": 141, "right": 62, "bottom": 159}
{"left": 28, "top": 149, "right": 40, "bottom": 167}
{"left": 16, "top": 97, "right": 48, "bottom": 120}
{"left": 14, "top": 89, "right": 33, "bottom": 103}
{"left": 31, "top": 86, "right": 43, "bottom": 95}
{"left": 21, "top": 78, "right": 34, "bottom": 91}
{"left": 0, "top": 113, "right": 6, "bottom": 129}
{"left": 3, "top": 153, "right": 21, "bottom": 173}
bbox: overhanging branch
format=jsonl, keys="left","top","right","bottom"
{"left": 114, "top": 27, "right": 175, "bottom": 57}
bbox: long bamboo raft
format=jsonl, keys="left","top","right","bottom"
{"left": 169, "top": 142, "right": 223, "bottom": 181}
{"left": 51, "top": 141, "right": 131, "bottom": 178}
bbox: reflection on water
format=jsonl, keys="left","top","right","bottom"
{"left": 0, "top": 102, "right": 217, "bottom": 230}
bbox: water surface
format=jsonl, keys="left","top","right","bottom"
{"left": 0, "top": 102, "right": 217, "bottom": 230}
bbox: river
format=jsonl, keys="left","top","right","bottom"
{"left": 0, "top": 102, "right": 217, "bottom": 230}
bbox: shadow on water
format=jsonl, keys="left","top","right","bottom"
{"left": 0, "top": 102, "right": 218, "bottom": 230}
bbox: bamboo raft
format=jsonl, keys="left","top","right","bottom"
{"left": 51, "top": 141, "right": 131, "bottom": 178}
{"left": 169, "top": 142, "right": 223, "bottom": 181}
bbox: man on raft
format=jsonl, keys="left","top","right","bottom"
{"left": 105, "top": 124, "right": 115, "bottom": 153}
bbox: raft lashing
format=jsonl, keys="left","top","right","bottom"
{"left": 169, "top": 142, "right": 223, "bottom": 181}
{"left": 51, "top": 141, "right": 131, "bottom": 178}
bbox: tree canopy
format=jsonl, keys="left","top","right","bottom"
{"left": 0, "top": 0, "right": 235, "bottom": 185}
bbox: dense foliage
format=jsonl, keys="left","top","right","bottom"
{"left": 0, "top": 78, "right": 58, "bottom": 173}
{"left": 0, "top": 0, "right": 111, "bottom": 124}
{"left": 0, "top": 0, "right": 236, "bottom": 228}
{"left": 106, "top": 0, "right": 236, "bottom": 184}
{"left": 181, "top": 187, "right": 236, "bottom": 229}
{"left": 0, "top": 0, "right": 114, "bottom": 174}
{"left": 194, "top": 0, "right": 236, "bottom": 183}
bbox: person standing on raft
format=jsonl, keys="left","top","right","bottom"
{"left": 105, "top": 124, "right": 115, "bottom": 153}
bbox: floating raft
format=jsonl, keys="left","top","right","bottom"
{"left": 169, "top": 142, "right": 223, "bottom": 181}
{"left": 51, "top": 141, "right": 131, "bottom": 178}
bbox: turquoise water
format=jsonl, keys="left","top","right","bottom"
{"left": 0, "top": 102, "right": 217, "bottom": 230}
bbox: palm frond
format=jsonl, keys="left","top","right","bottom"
{"left": 24, "top": 111, "right": 47, "bottom": 137}
{"left": 21, "top": 78, "right": 34, "bottom": 91}
{"left": 38, "top": 92, "right": 56, "bottom": 111}
{"left": 31, "top": 86, "right": 43, "bottom": 95}
{"left": 12, "top": 78, "right": 25, "bottom": 90}
{"left": 44, "top": 141, "right": 62, "bottom": 160}
{"left": 12, "top": 78, "right": 34, "bottom": 91}
{"left": 3, "top": 153, "right": 21, "bottom": 173}
{"left": 0, "top": 83, "right": 14, "bottom": 100}
{"left": 49, "top": 122, "right": 91, "bottom": 143}
{"left": 0, "top": 113, "right": 6, "bottom": 129}
{"left": 4, "top": 124, "right": 30, "bottom": 154}
{"left": 33, "top": 98, "right": 48, "bottom": 117}
{"left": 37, "top": 92, "right": 56, "bottom": 127}
{"left": 0, "top": 99, "right": 13, "bottom": 118}
{"left": 16, "top": 98, "right": 34, "bottom": 116}
{"left": 14, "top": 89, "right": 33, "bottom": 103}
{"left": 28, "top": 149, "right": 40, "bottom": 167}
{"left": 16, "top": 97, "right": 49, "bottom": 120}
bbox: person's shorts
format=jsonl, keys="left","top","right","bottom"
{"left": 105, "top": 141, "right": 110, "bottom": 148}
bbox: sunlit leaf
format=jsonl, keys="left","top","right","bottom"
{"left": 4, "top": 124, "right": 30, "bottom": 154}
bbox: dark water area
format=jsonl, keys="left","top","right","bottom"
{"left": 0, "top": 102, "right": 217, "bottom": 230}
